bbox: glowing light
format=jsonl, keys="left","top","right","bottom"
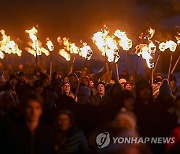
{"left": 114, "top": 29, "right": 132, "bottom": 50}
{"left": 59, "top": 49, "right": 71, "bottom": 61}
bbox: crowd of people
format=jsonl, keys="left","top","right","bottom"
{"left": 0, "top": 68, "right": 180, "bottom": 154}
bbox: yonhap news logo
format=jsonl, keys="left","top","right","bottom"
{"left": 96, "top": 132, "right": 175, "bottom": 149}
{"left": 96, "top": 132, "right": 110, "bottom": 149}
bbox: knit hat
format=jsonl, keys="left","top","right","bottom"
{"left": 159, "top": 79, "right": 171, "bottom": 96}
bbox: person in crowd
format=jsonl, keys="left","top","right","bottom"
{"left": 13, "top": 92, "right": 57, "bottom": 154}
{"left": 77, "top": 86, "right": 91, "bottom": 104}
{"left": 61, "top": 81, "right": 77, "bottom": 102}
{"left": 121, "top": 70, "right": 130, "bottom": 81}
{"left": 82, "top": 76, "right": 90, "bottom": 87}
{"left": 33, "top": 80, "right": 44, "bottom": 95}
{"left": 0, "top": 71, "right": 6, "bottom": 91}
{"left": 16, "top": 71, "right": 31, "bottom": 101}
{"left": 40, "top": 73, "right": 50, "bottom": 91}
{"left": 124, "top": 81, "right": 134, "bottom": 92}
{"left": 9, "top": 74, "right": 18, "bottom": 90}
{"left": 0, "top": 91, "right": 18, "bottom": 116}
{"left": 119, "top": 90, "right": 135, "bottom": 111}
{"left": 113, "top": 108, "right": 137, "bottom": 130}
{"left": 174, "top": 96, "right": 180, "bottom": 124}
{"left": 52, "top": 71, "right": 62, "bottom": 83}
{"left": 54, "top": 110, "right": 89, "bottom": 154}
{"left": 90, "top": 82, "right": 108, "bottom": 106}
{"left": 152, "top": 76, "right": 162, "bottom": 99}
{"left": 109, "top": 83, "right": 123, "bottom": 103}
{"left": 119, "top": 78, "right": 126, "bottom": 90}
{"left": 134, "top": 79, "right": 159, "bottom": 137}
{"left": 156, "top": 79, "right": 176, "bottom": 112}
{"left": 155, "top": 79, "right": 178, "bottom": 154}
{"left": 63, "top": 75, "right": 69, "bottom": 83}
{"left": 169, "top": 74, "right": 180, "bottom": 97}
{"left": 69, "top": 73, "right": 79, "bottom": 94}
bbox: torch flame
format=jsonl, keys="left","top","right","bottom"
{"left": 59, "top": 49, "right": 71, "bottom": 61}
{"left": 136, "top": 44, "right": 154, "bottom": 68}
{"left": 0, "top": 30, "right": 22, "bottom": 57}
{"left": 159, "top": 40, "right": 177, "bottom": 52}
{"left": 147, "top": 27, "right": 155, "bottom": 40}
{"left": 25, "top": 27, "right": 50, "bottom": 56}
{"left": 79, "top": 42, "right": 93, "bottom": 60}
{"left": 46, "top": 38, "right": 54, "bottom": 51}
{"left": 114, "top": 29, "right": 132, "bottom": 50}
{"left": 57, "top": 37, "right": 79, "bottom": 54}
{"left": 92, "top": 28, "right": 120, "bottom": 62}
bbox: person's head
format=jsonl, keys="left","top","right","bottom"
{"left": 122, "top": 90, "right": 135, "bottom": 111}
{"left": 40, "top": 73, "right": 50, "bottom": 88}
{"left": 96, "top": 82, "right": 105, "bottom": 96}
{"left": 17, "top": 71, "right": 26, "bottom": 82}
{"left": 154, "top": 73, "right": 163, "bottom": 80}
{"left": 159, "top": 79, "right": 172, "bottom": 100}
{"left": 22, "top": 92, "right": 43, "bottom": 123}
{"left": 77, "top": 86, "right": 91, "bottom": 104}
{"left": 124, "top": 82, "right": 133, "bottom": 91}
{"left": 52, "top": 71, "right": 62, "bottom": 81}
{"left": 63, "top": 76, "right": 69, "bottom": 83}
{"left": 169, "top": 74, "right": 177, "bottom": 88}
{"left": 153, "top": 77, "right": 162, "bottom": 87}
{"left": 1, "top": 91, "right": 16, "bottom": 113}
{"left": 62, "top": 82, "right": 71, "bottom": 94}
{"left": 82, "top": 76, "right": 90, "bottom": 87}
{"left": 69, "top": 73, "right": 78, "bottom": 89}
{"left": 109, "top": 83, "right": 123, "bottom": 100}
{"left": 0, "top": 71, "right": 6, "bottom": 87}
{"left": 119, "top": 78, "right": 127, "bottom": 90}
{"left": 115, "top": 108, "right": 137, "bottom": 130}
{"left": 56, "top": 110, "right": 75, "bottom": 132}
{"left": 33, "top": 80, "right": 43, "bottom": 95}
{"left": 9, "top": 74, "right": 18, "bottom": 86}
{"left": 136, "top": 79, "right": 152, "bottom": 101}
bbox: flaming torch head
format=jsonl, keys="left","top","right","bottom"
{"left": 79, "top": 43, "right": 93, "bottom": 60}
{"left": 46, "top": 38, "right": 54, "bottom": 51}
{"left": 114, "top": 29, "right": 132, "bottom": 51}
{"left": 59, "top": 49, "right": 71, "bottom": 61}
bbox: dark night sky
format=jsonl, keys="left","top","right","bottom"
{"left": 0, "top": 0, "right": 179, "bottom": 73}
{"left": 0, "top": 0, "right": 179, "bottom": 42}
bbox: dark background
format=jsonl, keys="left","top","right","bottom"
{"left": 0, "top": 0, "right": 179, "bottom": 73}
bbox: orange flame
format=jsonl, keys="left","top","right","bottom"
{"left": 46, "top": 38, "right": 54, "bottom": 51}
{"left": 59, "top": 49, "right": 71, "bottom": 61}
{"left": 0, "top": 30, "right": 22, "bottom": 57}
{"left": 92, "top": 29, "right": 120, "bottom": 62}
{"left": 57, "top": 37, "right": 79, "bottom": 54}
{"left": 136, "top": 44, "right": 154, "bottom": 68}
{"left": 114, "top": 29, "right": 132, "bottom": 50}
{"left": 147, "top": 27, "right": 155, "bottom": 40}
{"left": 159, "top": 40, "right": 177, "bottom": 52}
{"left": 79, "top": 42, "right": 93, "bottom": 60}
{"left": 25, "top": 27, "right": 50, "bottom": 56}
